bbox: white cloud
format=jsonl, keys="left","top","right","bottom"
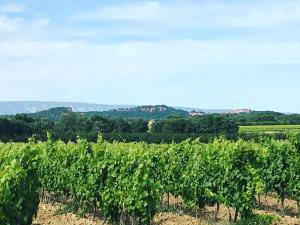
{"left": 61, "top": 26, "right": 158, "bottom": 39}
{"left": 0, "top": 15, "right": 24, "bottom": 31}
{"left": 0, "top": 1, "right": 299, "bottom": 110}
{"left": 1, "top": 39, "right": 300, "bottom": 84}
{"left": 1, "top": 39, "right": 299, "bottom": 108}
{"left": 32, "top": 18, "right": 50, "bottom": 29}
{"left": 0, "top": 3, "right": 49, "bottom": 35}
{"left": 0, "top": 14, "right": 50, "bottom": 38}
{"left": 75, "top": 1, "right": 160, "bottom": 21}
{"left": 0, "top": 4, "right": 24, "bottom": 13}
{"left": 225, "top": 0, "right": 300, "bottom": 28}
{"left": 73, "top": 0, "right": 300, "bottom": 28}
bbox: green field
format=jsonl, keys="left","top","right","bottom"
{"left": 239, "top": 124, "right": 300, "bottom": 133}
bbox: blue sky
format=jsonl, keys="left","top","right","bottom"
{"left": 0, "top": 0, "right": 300, "bottom": 112}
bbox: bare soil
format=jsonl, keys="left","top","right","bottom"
{"left": 33, "top": 203, "right": 107, "bottom": 225}
{"left": 33, "top": 194, "right": 300, "bottom": 225}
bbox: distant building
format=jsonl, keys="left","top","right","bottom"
{"left": 227, "top": 109, "right": 252, "bottom": 114}
{"left": 189, "top": 111, "right": 206, "bottom": 116}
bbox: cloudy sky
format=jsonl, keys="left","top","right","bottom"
{"left": 0, "top": 0, "right": 300, "bottom": 112}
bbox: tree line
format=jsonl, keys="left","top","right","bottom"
{"left": 226, "top": 111, "right": 300, "bottom": 126}
{"left": 0, "top": 113, "right": 238, "bottom": 143}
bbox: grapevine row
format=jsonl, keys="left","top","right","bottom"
{"left": 1, "top": 134, "right": 300, "bottom": 224}
{"left": 0, "top": 140, "right": 40, "bottom": 225}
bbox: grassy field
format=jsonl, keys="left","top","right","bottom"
{"left": 239, "top": 124, "right": 300, "bottom": 133}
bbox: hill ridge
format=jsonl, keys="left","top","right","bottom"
{"left": 0, "top": 101, "right": 229, "bottom": 115}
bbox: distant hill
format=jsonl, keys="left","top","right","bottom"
{"left": 28, "top": 107, "right": 73, "bottom": 121}
{"left": 85, "top": 105, "right": 190, "bottom": 120}
{"left": 0, "top": 101, "right": 230, "bottom": 115}
{"left": 1, "top": 105, "right": 191, "bottom": 121}
{"left": 175, "top": 106, "right": 231, "bottom": 114}
{"left": 2, "top": 103, "right": 300, "bottom": 126}
{"left": 11, "top": 105, "right": 194, "bottom": 120}
{"left": 2, "top": 105, "right": 191, "bottom": 121}
{"left": 0, "top": 101, "right": 133, "bottom": 115}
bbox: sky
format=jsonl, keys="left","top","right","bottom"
{"left": 0, "top": 0, "right": 300, "bottom": 112}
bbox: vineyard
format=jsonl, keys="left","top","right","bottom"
{"left": 1, "top": 134, "right": 300, "bottom": 225}
{"left": 239, "top": 125, "right": 300, "bottom": 133}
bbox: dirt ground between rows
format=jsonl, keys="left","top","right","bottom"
{"left": 32, "top": 204, "right": 206, "bottom": 225}
{"left": 33, "top": 195, "right": 300, "bottom": 225}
